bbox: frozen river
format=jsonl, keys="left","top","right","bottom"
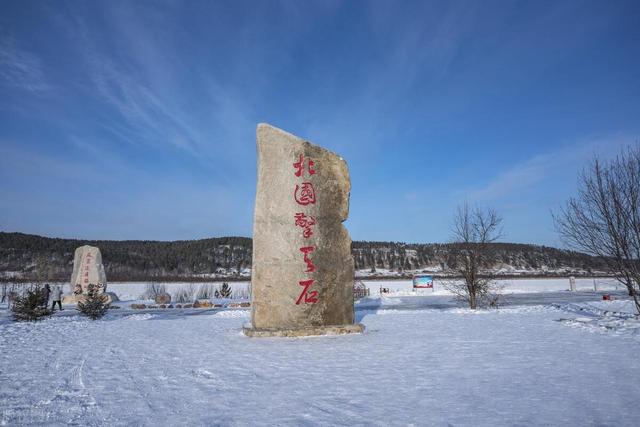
{"left": 26, "top": 277, "right": 624, "bottom": 302}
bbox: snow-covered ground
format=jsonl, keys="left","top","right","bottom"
{"left": 14, "top": 277, "right": 622, "bottom": 302}
{"left": 1, "top": 280, "right": 639, "bottom": 426}
{"left": 22, "top": 281, "right": 253, "bottom": 302}
{"left": 355, "top": 267, "right": 611, "bottom": 278}
{"left": 363, "top": 277, "right": 622, "bottom": 296}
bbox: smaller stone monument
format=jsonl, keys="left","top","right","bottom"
{"left": 64, "top": 245, "right": 117, "bottom": 304}
{"left": 71, "top": 245, "right": 107, "bottom": 294}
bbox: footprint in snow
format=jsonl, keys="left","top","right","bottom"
{"left": 193, "top": 368, "right": 216, "bottom": 380}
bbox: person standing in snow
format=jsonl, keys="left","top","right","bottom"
{"left": 51, "top": 285, "right": 63, "bottom": 311}
{"left": 42, "top": 284, "right": 51, "bottom": 307}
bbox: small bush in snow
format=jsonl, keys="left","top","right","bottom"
{"left": 196, "top": 284, "right": 215, "bottom": 300}
{"left": 142, "top": 283, "right": 167, "bottom": 301}
{"left": 174, "top": 284, "right": 195, "bottom": 303}
{"left": 233, "top": 285, "right": 250, "bottom": 300}
{"left": 219, "top": 282, "right": 232, "bottom": 298}
{"left": 77, "top": 284, "right": 110, "bottom": 320}
{"left": 1, "top": 282, "right": 20, "bottom": 307}
{"left": 11, "top": 285, "right": 51, "bottom": 322}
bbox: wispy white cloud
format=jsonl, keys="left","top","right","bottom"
{"left": 467, "top": 152, "right": 556, "bottom": 202}
{"left": 466, "top": 133, "right": 637, "bottom": 203}
{"left": 87, "top": 56, "right": 202, "bottom": 154}
{"left": 303, "top": 2, "right": 477, "bottom": 155}
{"left": 0, "top": 138, "right": 253, "bottom": 240}
{"left": 0, "top": 37, "right": 51, "bottom": 93}
{"left": 57, "top": 1, "right": 264, "bottom": 177}
{"left": 0, "top": 140, "right": 104, "bottom": 182}
{"left": 57, "top": 4, "right": 212, "bottom": 159}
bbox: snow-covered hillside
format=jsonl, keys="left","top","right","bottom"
{"left": 0, "top": 232, "right": 610, "bottom": 281}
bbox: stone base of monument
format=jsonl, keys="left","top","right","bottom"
{"left": 242, "top": 323, "right": 365, "bottom": 338}
{"left": 62, "top": 294, "right": 82, "bottom": 304}
{"left": 62, "top": 292, "right": 119, "bottom": 305}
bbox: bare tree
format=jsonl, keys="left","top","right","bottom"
{"left": 443, "top": 204, "right": 503, "bottom": 309}
{"left": 142, "top": 282, "right": 167, "bottom": 300}
{"left": 554, "top": 145, "right": 640, "bottom": 314}
{"left": 1, "top": 282, "right": 19, "bottom": 307}
{"left": 32, "top": 255, "right": 53, "bottom": 284}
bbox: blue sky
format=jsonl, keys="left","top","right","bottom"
{"left": 1, "top": 0, "right": 639, "bottom": 246}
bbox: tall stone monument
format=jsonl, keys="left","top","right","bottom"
{"left": 243, "top": 123, "right": 364, "bottom": 337}
{"left": 70, "top": 245, "right": 107, "bottom": 295}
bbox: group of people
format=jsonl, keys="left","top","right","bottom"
{"left": 42, "top": 284, "right": 63, "bottom": 311}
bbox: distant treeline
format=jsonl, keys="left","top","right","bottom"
{"left": 352, "top": 241, "right": 609, "bottom": 277}
{"left": 0, "top": 232, "right": 610, "bottom": 282}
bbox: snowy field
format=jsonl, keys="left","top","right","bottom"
{"left": 363, "top": 277, "right": 623, "bottom": 296}
{"left": 1, "top": 279, "right": 639, "bottom": 426}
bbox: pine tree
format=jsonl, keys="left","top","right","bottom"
{"left": 219, "top": 282, "right": 232, "bottom": 298}
{"left": 77, "top": 284, "right": 110, "bottom": 320}
{"left": 12, "top": 286, "right": 51, "bottom": 322}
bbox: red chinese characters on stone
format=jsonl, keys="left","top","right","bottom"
{"left": 295, "top": 279, "right": 319, "bottom": 305}
{"left": 294, "top": 182, "right": 316, "bottom": 206}
{"left": 299, "top": 246, "right": 315, "bottom": 273}
{"left": 294, "top": 213, "right": 316, "bottom": 238}
{"left": 82, "top": 254, "right": 93, "bottom": 284}
{"left": 292, "top": 153, "right": 319, "bottom": 305}
{"left": 293, "top": 154, "right": 316, "bottom": 177}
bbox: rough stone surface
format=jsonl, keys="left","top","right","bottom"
{"left": 70, "top": 245, "right": 107, "bottom": 295}
{"left": 246, "top": 123, "right": 362, "bottom": 335}
{"left": 62, "top": 293, "right": 115, "bottom": 305}
{"left": 62, "top": 294, "right": 79, "bottom": 305}
{"left": 193, "top": 300, "right": 212, "bottom": 308}
{"left": 243, "top": 323, "right": 365, "bottom": 338}
{"left": 228, "top": 302, "right": 250, "bottom": 308}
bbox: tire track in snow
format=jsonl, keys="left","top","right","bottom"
{"left": 554, "top": 303, "right": 640, "bottom": 338}
{"left": 70, "top": 358, "right": 86, "bottom": 390}
{"left": 108, "top": 346, "right": 175, "bottom": 424}
{"left": 29, "top": 356, "right": 111, "bottom": 426}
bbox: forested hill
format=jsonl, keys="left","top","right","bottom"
{"left": 0, "top": 232, "right": 609, "bottom": 281}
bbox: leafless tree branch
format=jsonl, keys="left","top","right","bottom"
{"left": 443, "top": 204, "right": 504, "bottom": 309}
{"left": 553, "top": 144, "right": 640, "bottom": 314}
